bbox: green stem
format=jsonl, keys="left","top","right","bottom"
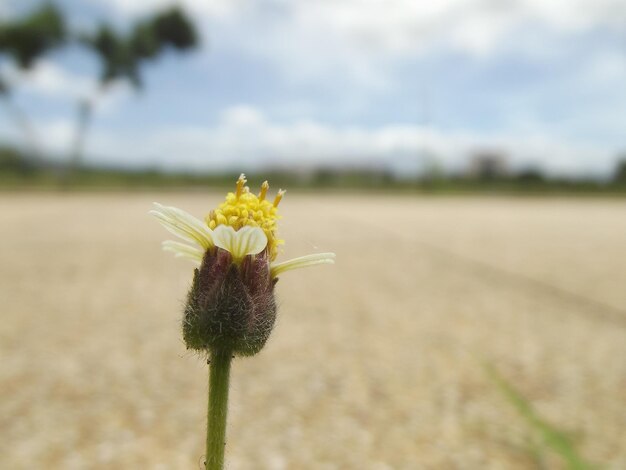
{"left": 205, "top": 348, "right": 232, "bottom": 470}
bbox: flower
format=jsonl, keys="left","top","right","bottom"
{"left": 151, "top": 174, "right": 335, "bottom": 277}
{"left": 150, "top": 174, "right": 335, "bottom": 355}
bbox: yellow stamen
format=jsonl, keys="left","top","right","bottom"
{"left": 235, "top": 173, "right": 247, "bottom": 199}
{"left": 205, "top": 177, "right": 284, "bottom": 260}
{"left": 259, "top": 181, "right": 269, "bottom": 201}
{"left": 273, "top": 189, "right": 286, "bottom": 207}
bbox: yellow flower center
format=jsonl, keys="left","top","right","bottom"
{"left": 205, "top": 174, "right": 285, "bottom": 260}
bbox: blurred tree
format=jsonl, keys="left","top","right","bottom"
{"left": 70, "top": 7, "right": 198, "bottom": 173}
{"left": 516, "top": 168, "right": 545, "bottom": 184}
{"left": 0, "top": 4, "right": 67, "bottom": 162}
{"left": 0, "top": 4, "right": 66, "bottom": 67}
{"left": 1, "top": 3, "right": 198, "bottom": 177}
{"left": 0, "top": 144, "right": 33, "bottom": 174}
{"left": 613, "top": 157, "right": 626, "bottom": 185}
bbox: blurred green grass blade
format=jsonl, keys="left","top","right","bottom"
{"left": 484, "top": 363, "right": 596, "bottom": 470}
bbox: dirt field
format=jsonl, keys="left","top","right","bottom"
{"left": 1, "top": 192, "right": 625, "bottom": 469}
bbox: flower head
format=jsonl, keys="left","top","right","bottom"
{"left": 206, "top": 174, "right": 284, "bottom": 260}
{"left": 150, "top": 175, "right": 335, "bottom": 356}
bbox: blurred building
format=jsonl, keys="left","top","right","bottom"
{"left": 467, "top": 151, "right": 509, "bottom": 179}
{"left": 614, "top": 154, "right": 626, "bottom": 184}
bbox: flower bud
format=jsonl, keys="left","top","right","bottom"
{"left": 183, "top": 247, "right": 277, "bottom": 357}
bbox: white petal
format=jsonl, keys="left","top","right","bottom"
{"left": 162, "top": 240, "right": 204, "bottom": 263}
{"left": 212, "top": 225, "right": 268, "bottom": 261}
{"left": 150, "top": 203, "right": 213, "bottom": 249}
{"left": 270, "top": 252, "right": 335, "bottom": 277}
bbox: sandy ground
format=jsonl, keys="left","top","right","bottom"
{"left": 1, "top": 192, "right": 625, "bottom": 469}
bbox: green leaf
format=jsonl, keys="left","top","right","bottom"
{"left": 484, "top": 363, "right": 597, "bottom": 470}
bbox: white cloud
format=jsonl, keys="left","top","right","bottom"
{"left": 0, "top": 60, "right": 131, "bottom": 114}
{"left": 10, "top": 104, "right": 614, "bottom": 178}
{"left": 1, "top": 60, "right": 90, "bottom": 97}
{"left": 94, "top": 0, "right": 626, "bottom": 56}
{"left": 89, "top": 0, "right": 240, "bottom": 19}
{"left": 87, "top": 0, "right": 626, "bottom": 93}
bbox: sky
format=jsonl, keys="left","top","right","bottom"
{"left": 1, "top": 0, "right": 625, "bottom": 177}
